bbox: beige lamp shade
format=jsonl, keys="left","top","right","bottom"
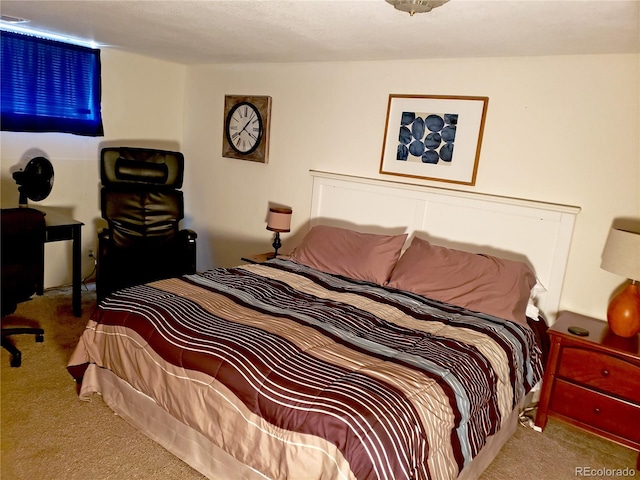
{"left": 601, "top": 228, "right": 640, "bottom": 281}
{"left": 266, "top": 207, "right": 292, "bottom": 232}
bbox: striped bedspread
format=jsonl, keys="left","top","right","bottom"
{"left": 68, "top": 259, "right": 543, "bottom": 480}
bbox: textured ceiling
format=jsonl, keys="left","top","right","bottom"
{"left": 1, "top": 0, "right": 639, "bottom": 65}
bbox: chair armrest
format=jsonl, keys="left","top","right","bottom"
{"left": 96, "top": 228, "right": 111, "bottom": 302}
{"left": 98, "top": 228, "right": 111, "bottom": 257}
{"left": 179, "top": 229, "right": 198, "bottom": 243}
{"left": 179, "top": 229, "right": 197, "bottom": 273}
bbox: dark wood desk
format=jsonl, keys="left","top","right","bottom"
{"left": 37, "top": 207, "right": 84, "bottom": 317}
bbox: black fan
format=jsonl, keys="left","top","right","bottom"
{"left": 13, "top": 157, "right": 54, "bottom": 207}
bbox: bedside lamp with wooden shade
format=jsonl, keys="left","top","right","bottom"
{"left": 600, "top": 228, "right": 640, "bottom": 337}
{"left": 266, "top": 207, "right": 292, "bottom": 259}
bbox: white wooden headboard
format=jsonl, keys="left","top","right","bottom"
{"left": 309, "top": 170, "right": 581, "bottom": 324}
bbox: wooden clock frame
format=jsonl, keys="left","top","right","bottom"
{"left": 222, "top": 95, "right": 272, "bottom": 164}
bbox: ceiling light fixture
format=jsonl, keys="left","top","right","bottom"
{"left": 386, "top": 0, "right": 450, "bottom": 16}
{"left": 0, "top": 22, "right": 100, "bottom": 49}
{"left": 0, "top": 16, "right": 100, "bottom": 49}
{"left": 0, "top": 15, "right": 29, "bottom": 24}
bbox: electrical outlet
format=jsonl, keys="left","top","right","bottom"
{"left": 88, "top": 249, "right": 95, "bottom": 258}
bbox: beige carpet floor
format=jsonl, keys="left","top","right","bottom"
{"left": 1, "top": 285, "right": 638, "bottom": 479}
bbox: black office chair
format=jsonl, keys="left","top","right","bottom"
{"left": 96, "top": 147, "right": 197, "bottom": 301}
{"left": 1, "top": 208, "right": 46, "bottom": 367}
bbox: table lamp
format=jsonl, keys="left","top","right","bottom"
{"left": 600, "top": 228, "right": 640, "bottom": 337}
{"left": 266, "top": 207, "right": 292, "bottom": 258}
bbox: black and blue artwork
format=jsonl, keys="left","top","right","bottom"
{"left": 396, "top": 112, "right": 457, "bottom": 164}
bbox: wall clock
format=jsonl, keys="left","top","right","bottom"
{"left": 222, "top": 95, "right": 272, "bottom": 163}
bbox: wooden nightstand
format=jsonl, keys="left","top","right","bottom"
{"left": 535, "top": 311, "right": 640, "bottom": 468}
{"left": 241, "top": 252, "right": 275, "bottom": 264}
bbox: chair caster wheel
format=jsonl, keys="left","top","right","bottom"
{"left": 36, "top": 334, "right": 44, "bottom": 343}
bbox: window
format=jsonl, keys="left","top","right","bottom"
{"left": 1, "top": 30, "right": 104, "bottom": 136}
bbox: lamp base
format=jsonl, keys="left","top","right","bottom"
{"left": 271, "top": 231, "right": 282, "bottom": 258}
{"left": 607, "top": 282, "right": 640, "bottom": 338}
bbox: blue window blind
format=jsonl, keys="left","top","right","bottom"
{"left": 1, "top": 30, "right": 104, "bottom": 136}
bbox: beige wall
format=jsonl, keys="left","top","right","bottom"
{"left": 184, "top": 54, "right": 639, "bottom": 321}
{"left": 1, "top": 50, "right": 638, "bottom": 322}
{"left": 0, "top": 49, "right": 186, "bottom": 288}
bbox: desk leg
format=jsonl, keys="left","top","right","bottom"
{"left": 72, "top": 225, "right": 82, "bottom": 317}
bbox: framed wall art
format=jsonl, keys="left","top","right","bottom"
{"left": 379, "top": 94, "right": 489, "bottom": 186}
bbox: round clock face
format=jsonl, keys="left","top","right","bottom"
{"left": 225, "top": 102, "right": 263, "bottom": 154}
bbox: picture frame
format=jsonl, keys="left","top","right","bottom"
{"left": 222, "top": 95, "right": 272, "bottom": 163}
{"left": 379, "top": 94, "right": 489, "bottom": 186}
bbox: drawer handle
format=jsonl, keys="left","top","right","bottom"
{"left": 593, "top": 407, "right": 601, "bottom": 415}
{"left": 601, "top": 369, "right": 610, "bottom": 377}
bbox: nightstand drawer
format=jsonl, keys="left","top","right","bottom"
{"left": 552, "top": 379, "right": 640, "bottom": 443}
{"left": 558, "top": 347, "right": 640, "bottom": 403}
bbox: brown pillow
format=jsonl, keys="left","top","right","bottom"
{"left": 387, "top": 236, "right": 536, "bottom": 326}
{"left": 290, "top": 225, "right": 407, "bottom": 285}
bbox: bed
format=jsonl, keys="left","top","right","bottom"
{"left": 68, "top": 171, "right": 580, "bottom": 480}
